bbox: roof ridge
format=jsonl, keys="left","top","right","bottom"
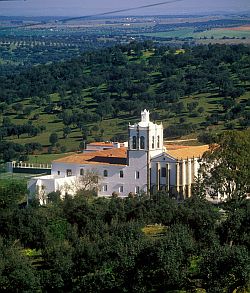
{"left": 53, "top": 147, "right": 127, "bottom": 165}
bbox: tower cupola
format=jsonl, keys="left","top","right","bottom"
{"left": 128, "top": 110, "right": 164, "bottom": 157}
{"left": 140, "top": 109, "right": 150, "bottom": 125}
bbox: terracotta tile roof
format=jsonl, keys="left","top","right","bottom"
{"left": 53, "top": 148, "right": 127, "bottom": 166}
{"left": 165, "top": 144, "right": 189, "bottom": 150}
{"left": 53, "top": 144, "right": 209, "bottom": 165}
{"left": 166, "top": 144, "right": 210, "bottom": 160}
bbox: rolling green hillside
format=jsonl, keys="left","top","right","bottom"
{"left": 0, "top": 42, "right": 249, "bottom": 161}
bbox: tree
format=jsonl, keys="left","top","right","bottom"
{"left": 71, "top": 170, "right": 101, "bottom": 195}
{"left": 200, "top": 245, "right": 250, "bottom": 293}
{"left": 2, "top": 117, "right": 12, "bottom": 127}
{"left": 187, "top": 101, "right": 198, "bottom": 112}
{"left": 79, "top": 141, "right": 86, "bottom": 151}
{"left": 0, "top": 180, "right": 26, "bottom": 209}
{"left": 0, "top": 238, "right": 40, "bottom": 292}
{"left": 173, "top": 101, "right": 185, "bottom": 114}
{"left": 134, "top": 225, "right": 195, "bottom": 292}
{"left": 96, "top": 99, "right": 114, "bottom": 120}
{"left": 197, "top": 106, "right": 205, "bottom": 114}
{"left": 199, "top": 130, "right": 250, "bottom": 201}
{"left": 225, "top": 121, "right": 236, "bottom": 130}
{"left": 60, "top": 109, "right": 73, "bottom": 126}
{"left": 230, "top": 87, "right": 245, "bottom": 99}
{"left": 23, "top": 106, "right": 34, "bottom": 117}
{"left": 221, "top": 98, "right": 235, "bottom": 111}
{"left": 49, "top": 132, "right": 58, "bottom": 146}
{"left": 219, "top": 198, "right": 250, "bottom": 247}
{"left": 41, "top": 241, "right": 74, "bottom": 291}
{"left": 0, "top": 102, "right": 9, "bottom": 114}
{"left": 25, "top": 142, "right": 42, "bottom": 155}
{"left": 177, "top": 196, "right": 220, "bottom": 244}
{"left": 12, "top": 102, "right": 23, "bottom": 114}
{"left": 47, "top": 191, "right": 62, "bottom": 204}
{"left": 63, "top": 127, "right": 71, "bottom": 139}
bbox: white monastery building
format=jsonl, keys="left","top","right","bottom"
{"left": 28, "top": 110, "right": 209, "bottom": 203}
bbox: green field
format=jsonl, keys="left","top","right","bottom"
{"left": 28, "top": 153, "right": 74, "bottom": 164}
{"left": 195, "top": 28, "right": 250, "bottom": 39}
{"left": 0, "top": 172, "right": 33, "bottom": 180}
{"left": 143, "top": 28, "right": 250, "bottom": 39}
{"left": 143, "top": 28, "right": 195, "bottom": 38}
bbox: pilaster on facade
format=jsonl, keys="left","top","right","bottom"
{"left": 156, "top": 162, "right": 160, "bottom": 191}
{"left": 165, "top": 163, "right": 170, "bottom": 193}
{"left": 181, "top": 160, "right": 186, "bottom": 189}
{"left": 187, "top": 159, "right": 192, "bottom": 197}
{"left": 176, "top": 162, "right": 180, "bottom": 193}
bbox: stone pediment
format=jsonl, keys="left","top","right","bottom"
{"left": 151, "top": 152, "right": 177, "bottom": 163}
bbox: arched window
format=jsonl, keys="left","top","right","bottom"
{"left": 132, "top": 136, "right": 137, "bottom": 149}
{"left": 103, "top": 170, "right": 108, "bottom": 177}
{"left": 152, "top": 136, "right": 155, "bottom": 149}
{"left": 157, "top": 135, "right": 160, "bottom": 148}
{"left": 140, "top": 136, "right": 145, "bottom": 149}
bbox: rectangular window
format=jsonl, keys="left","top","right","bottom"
{"left": 152, "top": 136, "right": 155, "bottom": 149}
{"left": 161, "top": 167, "right": 166, "bottom": 177}
{"left": 119, "top": 170, "right": 124, "bottom": 178}
{"left": 135, "top": 186, "right": 140, "bottom": 194}
{"left": 103, "top": 185, "right": 108, "bottom": 192}
{"left": 140, "top": 136, "right": 145, "bottom": 149}
{"left": 57, "top": 171, "right": 60, "bottom": 175}
{"left": 135, "top": 171, "right": 140, "bottom": 179}
{"left": 132, "top": 136, "right": 137, "bottom": 149}
{"left": 119, "top": 186, "right": 124, "bottom": 193}
{"left": 80, "top": 168, "right": 84, "bottom": 176}
{"left": 157, "top": 135, "right": 160, "bottom": 148}
{"left": 66, "top": 169, "right": 72, "bottom": 177}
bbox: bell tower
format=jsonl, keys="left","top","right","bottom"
{"left": 128, "top": 109, "right": 164, "bottom": 158}
{"left": 127, "top": 110, "right": 164, "bottom": 194}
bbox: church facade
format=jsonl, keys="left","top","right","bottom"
{"left": 28, "top": 110, "right": 209, "bottom": 203}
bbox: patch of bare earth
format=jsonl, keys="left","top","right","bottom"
{"left": 223, "top": 25, "right": 250, "bottom": 31}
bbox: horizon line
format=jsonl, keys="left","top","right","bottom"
{"left": 0, "top": 10, "right": 250, "bottom": 18}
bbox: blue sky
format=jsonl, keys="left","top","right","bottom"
{"left": 0, "top": 0, "right": 249, "bottom": 17}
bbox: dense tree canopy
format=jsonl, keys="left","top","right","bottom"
{"left": 0, "top": 179, "right": 249, "bottom": 292}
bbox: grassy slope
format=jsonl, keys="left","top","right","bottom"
{"left": 1, "top": 49, "right": 249, "bottom": 159}
{"left": 5, "top": 87, "right": 249, "bottom": 152}
{"left": 28, "top": 153, "right": 74, "bottom": 164}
